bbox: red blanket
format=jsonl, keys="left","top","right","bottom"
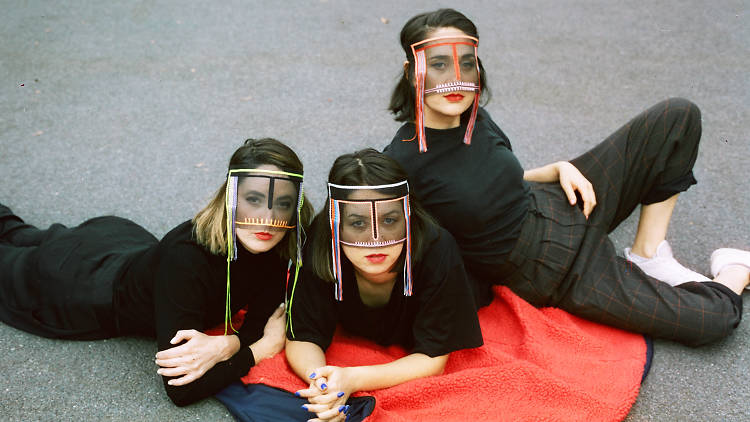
{"left": 235, "top": 286, "right": 647, "bottom": 421}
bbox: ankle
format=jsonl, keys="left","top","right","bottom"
{"left": 715, "top": 265, "right": 750, "bottom": 294}
{"left": 629, "top": 242, "right": 658, "bottom": 259}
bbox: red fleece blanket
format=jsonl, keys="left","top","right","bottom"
{"left": 235, "top": 286, "right": 647, "bottom": 421}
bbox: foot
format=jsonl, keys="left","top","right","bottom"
{"left": 624, "top": 240, "right": 711, "bottom": 286}
{"left": 711, "top": 248, "right": 750, "bottom": 290}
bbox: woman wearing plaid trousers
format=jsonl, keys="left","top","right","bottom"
{"left": 384, "top": 9, "right": 750, "bottom": 346}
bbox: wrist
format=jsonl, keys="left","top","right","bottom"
{"left": 249, "top": 338, "right": 270, "bottom": 363}
{"left": 222, "top": 334, "right": 241, "bottom": 361}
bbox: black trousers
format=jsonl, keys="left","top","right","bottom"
{"left": 0, "top": 205, "right": 156, "bottom": 339}
{"left": 502, "top": 98, "right": 742, "bottom": 347}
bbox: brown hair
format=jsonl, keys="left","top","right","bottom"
{"left": 192, "top": 138, "right": 314, "bottom": 262}
{"left": 309, "top": 148, "right": 438, "bottom": 282}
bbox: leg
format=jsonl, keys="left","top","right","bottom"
{"left": 0, "top": 204, "right": 67, "bottom": 246}
{"left": 630, "top": 194, "right": 678, "bottom": 258}
{"left": 556, "top": 229, "right": 742, "bottom": 347}
{"left": 570, "top": 98, "right": 701, "bottom": 233}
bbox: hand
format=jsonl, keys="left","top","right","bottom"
{"left": 298, "top": 366, "right": 356, "bottom": 421}
{"left": 155, "top": 329, "right": 238, "bottom": 386}
{"left": 556, "top": 161, "right": 596, "bottom": 219}
{"left": 250, "top": 303, "right": 286, "bottom": 363}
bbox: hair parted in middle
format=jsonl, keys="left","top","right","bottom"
{"left": 308, "top": 148, "right": 438, "bottom": 284}
{"left": 192, "top": 137, "right": 314, "bottom": 262}
{"left": 388, "top": 8, "right": 491, "bottom": 123}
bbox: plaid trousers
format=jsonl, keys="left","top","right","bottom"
{"left": 502, "top": 98, "right": 742, "bottom": 346}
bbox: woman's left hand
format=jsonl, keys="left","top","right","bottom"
{"left": 155, "top": 329, "right": 239, "bottom": 386}
{"left": 299, "top": 366, "right": 356, "bottom": 421}
{"left": 556, "top": 161, "right": 597, "bottom": 219}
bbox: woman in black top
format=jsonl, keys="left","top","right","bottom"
{"left": 384, "top": 9, "right": 750, "bottom": 347}
{"left": 0, "top": 137, "right": 314, "bottom": 406}
{"left": 286, "top": 149, "right": 482, "bottom": 421}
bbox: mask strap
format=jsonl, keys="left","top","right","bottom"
{"left": 330, "top": 199, "right": 344, "bottom": 301}
{"left": 403, "top": 195, "right": 413, "bottom": 296}
{"left": 267, "top": 177, "right": 275, "bottom": 210}
{"left": 223, "top": 175, "right": 240, "bottom": 335}
{"left": 464, "top": 45, "right": 481, "bottom": 146}
{"left": 413, "top": 48, "right": 428, "bottom": 153}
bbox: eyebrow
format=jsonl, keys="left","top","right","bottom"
{"left": 345, "top": 212, "right": 371, "bottom": 220}
{"left": 429, "top": 55, "right": 452, "bottom": 61}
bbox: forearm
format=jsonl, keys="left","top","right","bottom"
{"left": 286, "top": 340, "right": 327, "bottom": 380}
{"left": 523, "top": 161, "right": 563, "bottom": 182}
{"left": 161, "top": 334, "right": 252, "bottom": 406}
{"left": 348, "top": 353, "right": 448, "bottom": 392}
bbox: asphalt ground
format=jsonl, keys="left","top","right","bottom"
{"left": 1, "top": 1, "right": 748, "bottom": 421}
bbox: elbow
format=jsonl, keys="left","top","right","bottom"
{"left": 164, "top": 382, "right": 200, "bottom": 407}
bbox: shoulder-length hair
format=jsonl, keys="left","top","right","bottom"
{"left": 192, "top": 138, "right": 314, "bottom": 262}
{"left": 388, "top": 8, "right": 492, "bottom": 123}
{"left": 309, "top": 148, "right": 438, "bottom": 283}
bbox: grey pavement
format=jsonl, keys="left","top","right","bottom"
{"left": 1, "top": 1, "right": 748, "bottom": 421}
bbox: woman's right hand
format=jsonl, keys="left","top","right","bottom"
{"left": 249, "top": 303, "right": 286, "bottom": 363}
{"left": 300, "top": 366, "right": 356, "bottom": 421}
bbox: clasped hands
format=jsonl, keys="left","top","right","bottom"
{"left": 296, "top": 366, "right": 357, "bottom": 422}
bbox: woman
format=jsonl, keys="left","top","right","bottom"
{"left": 384, "top": 9, "right": 750, "bottom": 346}
{"left": 0, "top": 137, "right": 313, "bottom": 406}
{"left": 285, "top": 149, "right": 483, "bottom": 421}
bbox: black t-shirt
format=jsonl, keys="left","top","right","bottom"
{"left": 114, "top": 220, "right": 287, "bottom": 406}
{"left": 287, "top": 224, "right": 483, "bottom": 357}
{"left": 384, "top": 108, "right": 529, "bottom": 306}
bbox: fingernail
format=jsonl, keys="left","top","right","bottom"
{"left": 167, "top": 380, "right": 174, "bottom": 385}
{"left": 301, "top": 404, "right": 307, "bottom": 410}
{"left": 156, "top": 370, "right": 162, "bottom": 375}
{"left": 338, "top": 405, "right": 346, "bottom": 413}
{"left": 320, "top": 383, "right": 327, "bottom": 390}
{"left": 294, "top": 391, "right": 301, "bottom": 397}
{"left": 337, "top": 391, "right": 345, "bottom": 398}
{"left": 309, "top": 372, "right": 316, "bottom": 379}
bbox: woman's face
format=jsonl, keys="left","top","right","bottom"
{"left": 419, "top": 26, "right": 477, "bottom": 128}
{"left": 234, "top": 164, "right": 296, "bottom": 254}
{"left": 339, "top": 189, "right": 405, "bottom": 282}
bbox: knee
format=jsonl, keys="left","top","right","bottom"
{"left": 665, "top": 97, "right": 702, "bottom": 130}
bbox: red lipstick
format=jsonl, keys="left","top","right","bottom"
{"left": 365, "top": 254, "right": 387, "bottom": 264}
{"left": 254, "top": 232, "right": 273, "bottom": 241}
{"left": 444, "top": 93, "right": 464, "bottom": 102}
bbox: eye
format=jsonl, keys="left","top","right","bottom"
{"left": 244, "top": 196, "right": 262, "bottom": 205}
{"left": 383, "top": 217, "right": 397, "bottom": 225}
{"left": 349, "top": 220, "right": 366, "bottom": 229}
{"left": 276, "top": 200, "right": 292, "bottom": 210}
{"left": 430, "top": 61, "right": 447, "bottom": 70}
{"left": 461, "top": 60, "right": 476, "bottom": 69}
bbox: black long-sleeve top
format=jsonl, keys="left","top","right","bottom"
{"left": 384, "top": 108, "right": 530, "bottom": 307}
{"left": 114, "top": 220, "right": 287, "bottom": 406}
{"left": 287, "top": 224, "right": 483, "bottom": 357}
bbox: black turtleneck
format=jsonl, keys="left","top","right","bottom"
{"left": 384, "top": 108, "right": 529, "bottom": 306}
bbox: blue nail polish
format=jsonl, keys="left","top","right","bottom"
{"left": 320, "top": 383, "right": 327, "bottom": 390}
{"left": 294, "top": 391, "right": 300, "bottom": 397}
{"left": 345, "top": 405, "right": 351, "bottom": 413}
{"left": 337, "top": 391, "right": 345, "bottom": 398}
{"left": 338, "top": 405, "right": 346, "bottom": 413}
{"left": 309, "top": 372, "right": 316, "bottom": 379}
{"left": 301, "top": 404, "right": 307, "bottom": 410}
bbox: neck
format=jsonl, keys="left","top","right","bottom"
{"left": 354, "top": 270, "right": 397, "bottom": 307}
{"left": 422, "top": 108, "right": 461, "bottom": 129}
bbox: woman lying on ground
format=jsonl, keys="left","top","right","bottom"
{"left": 285, "top": 149, "right": 483, "bottom": 422}
{"left": 0, "top": 137, "right": 313, "bottom": 406}
{"left": 384, "top": 8, "right": 749, "bottom": 347}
